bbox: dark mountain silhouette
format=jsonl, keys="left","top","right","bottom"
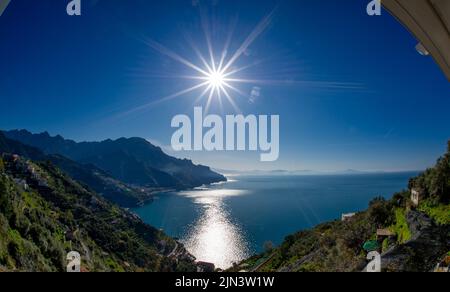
{"left": 3, "top": 130, "right": 226, "bottom": 189}
{"left": 0, "top": 132, "right": 155, "bottom": 207}
{"left": 0, "top": 132, "right": 44, "bottom": 160}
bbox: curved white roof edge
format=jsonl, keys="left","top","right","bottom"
{"left": 383, "top": 0, "right": 450, "bottom": 81}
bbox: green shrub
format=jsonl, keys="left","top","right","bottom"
{"left": 105, "top": 257, "right": 125, "bottom": 272}
{"left": 382, "top": 238, "right": 389, "bottom": 252}
{"left": 419, "top": 200, "right": 450, "bottom": 226}
{"left": 391, "top": 208, "right": 411, "bottom": 244}
{"left": 298, "top": 262, "right": 321, "bottom": 272}
{"left": 368, "top": 197, "right": 394, "bottom": 227}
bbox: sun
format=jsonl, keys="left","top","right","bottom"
{"left": 128, "top": 9, "right": 277, "bottom": 115}
{"left": 207, "top": 70, "right": 226, "bottom": 89}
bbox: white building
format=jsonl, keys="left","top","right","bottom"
{"left": 411, "top": 188, "right": 421, "bottom": 207}
{"left": 13, "top": 178, "right": 29, "bottom": 191}
{"left": 342, "top": 213, "right": 356, "bottom": 222}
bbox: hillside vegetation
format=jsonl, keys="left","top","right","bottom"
{"left": 0, "top": 154, "right": 196, "bottom": 272}
{"left": 0, "top": 132, "right": 154, "bottom": 207}
{"left": 230, "top": 142, "right": 450, "bottom": 272}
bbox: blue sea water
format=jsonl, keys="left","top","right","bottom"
{"left": 133, "top": 172, "right": 417, "bottom": 269}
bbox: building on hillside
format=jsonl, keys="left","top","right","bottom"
{"left": 376, "top": 229, "right": 395, "bottom": 241}
{"left": 341, "top": 213, "right": 356, "bottom": 222}
{"left": 13, "top": 178, "right": 29, "bottom": 191}
{"left": 411, "top": 188, "right": 423, "bottom": 207}
{"left": 434, "top": 256, "right": 450, "bottom": 273}
{"left": 27, "top": 165, "right": 36, "bottom": 175}
{"left": 197, "top": 261, "right": 215, "bottom": 273}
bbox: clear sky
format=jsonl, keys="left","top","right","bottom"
{"left": 0, "top": 0, "right": 449, "bottom": 172}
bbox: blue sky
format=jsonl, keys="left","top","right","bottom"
{"left": 0, "top": 0, "right": 449, "bottom": 172}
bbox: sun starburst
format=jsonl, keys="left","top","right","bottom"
{"left": 127, "top": 9, "right": 277, "bottom": 115}
{"left": 112, "top": 7, "right": 364, "bottom": 120}
{"left": 207, "top": 70, "right": 226, "bottom": 89}
{"left": 192, "top": 59, "right": 238, "bottom": 112}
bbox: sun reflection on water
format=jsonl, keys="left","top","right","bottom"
{"left": 179, "top": 189, "right": 250, "bottom": 269}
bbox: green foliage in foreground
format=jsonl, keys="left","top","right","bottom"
{"left": 391, "top": 208, "right": 412, "bottom": 244}
{"left": 230, "top": 141, "right": 450, "bottom": 272}
{"left": 0, "top": 157, "right": 196, "bottom": 272}
{"left": 419, "top": 200, "right": 450, "bottom": 226}
{"left": 410, "top": 141, "right": 450, "bottom": 205}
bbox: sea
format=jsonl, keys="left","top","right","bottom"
{"left": 133, "top": 172, "right": 417, "bottom": 269}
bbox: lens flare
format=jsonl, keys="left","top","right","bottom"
{"left": 126, "top": 9, "right": 277, "bottom": 115}
{"left": 207, "top": 70, "right": 226, "bottom": 89}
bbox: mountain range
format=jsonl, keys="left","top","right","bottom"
{"left": 1, "top": 130, "right": 226, "bottom": 207}
{"left": 0, "top": 133, "right": 151, "bottom": 207}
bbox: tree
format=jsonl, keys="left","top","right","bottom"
{"left": 368, "top": 197, "right": 394, "bottom": 227}
{"left": 407, "top": 140, "right": 450, "bottom": 204}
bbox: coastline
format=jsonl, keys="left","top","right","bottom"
{"left": 132, "top": 172, "right": 417, "bottom": 269}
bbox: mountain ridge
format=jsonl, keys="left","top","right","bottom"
{"left": 3, "top": 129, "right": 226, "bottom": 190}
{"left": 0, "top": 132, "right": 157, "bottom": 207}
